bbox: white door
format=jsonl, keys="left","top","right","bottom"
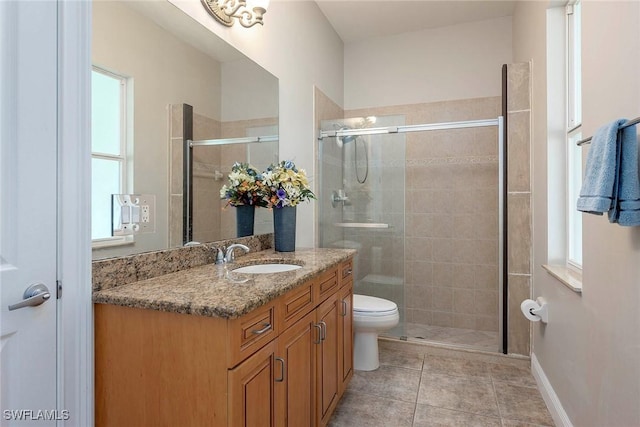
{"left": 0, "top": 1, "right": 59, "bottom": 425}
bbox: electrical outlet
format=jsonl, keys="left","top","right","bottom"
{"left": 112, "top": 194, "right": 156, "bottom": 235}
{"left": 141, "top": 205, "right": 150, "bottom": 223}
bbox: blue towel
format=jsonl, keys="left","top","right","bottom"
{"left": 577, "top": 119, "right": 640, "bottom": 226}
{"left": 577, "top": 119, "right": 627, "bottom": 214}
{"left": 611, "top": 123, "right": 640, "bottom": 226}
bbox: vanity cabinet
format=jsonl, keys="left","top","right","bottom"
{"left": 338, "top": 281, "right": 354, "bottom": 395}
{"left": 229, "top": 310, "right": 319, "bottom": 427}
{"left": 275, "top": 310, "right": 317, "bottom": 427}
{"left": 95, "top": 257, "right": 354, "bottom": 427}
{"left": 229, "top": 340, "right": 278, "bottom": 427}
{"left": 316, "top": 292, "right": 341, "bottom": 426}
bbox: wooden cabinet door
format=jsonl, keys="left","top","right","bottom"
{"left": 338, "top": 281, "right": 354, "bottom": 395}
{"left": 315, "top": 293, "right": 340, "bottom": 426}
{"left": 275, "top": 311, "right": 317, "bottom": 427}
{"left": 229, "top": 340, "right": 277, "bottom": 427}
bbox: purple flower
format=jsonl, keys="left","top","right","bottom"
{"left": 276, "top": 188, "right": 287, "bottom": 200}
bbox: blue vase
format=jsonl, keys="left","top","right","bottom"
{"left": 235, "top": 204, "right": 255, "bottom": 237}
{"left": 273, "top": 206, "right": 296, "bottom": 252}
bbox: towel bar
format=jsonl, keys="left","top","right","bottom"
{"left": 577, "top": 116, "right": 640, "bottom": 146}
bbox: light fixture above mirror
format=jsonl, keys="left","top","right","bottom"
{"left": 201, "top": 0, "right": 269, "bottom": 28}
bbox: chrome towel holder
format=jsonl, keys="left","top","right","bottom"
{"left": 577, "top": 116, "right": 640, "bottom": 146}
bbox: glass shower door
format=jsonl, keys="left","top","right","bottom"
{"left": 318, "top": 115, "right": 406, "bottom": 338}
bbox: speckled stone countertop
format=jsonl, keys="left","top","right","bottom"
{"left": 93, "top": 248, "right": 356, "bottom": 319}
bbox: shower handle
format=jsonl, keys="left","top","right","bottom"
{"left": 331, "top": 190, "right": 349, "bottom": 208}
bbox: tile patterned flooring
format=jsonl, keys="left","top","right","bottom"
{"left": 401, "top": 323, "right": 499, "bottom": 352}
{"left": 329, "top": 340, "right": 554, "bottom": 427}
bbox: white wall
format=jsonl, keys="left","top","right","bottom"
{"left": 344, "top": 16, "right": 512, "bottom": 110}
{"left": 170, "top": 0, "right": 345, "bottom": 247}
{"left": 514, "top": 1, "right": 640, "bottom": 425}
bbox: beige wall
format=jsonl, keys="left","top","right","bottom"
{"left": 344, "top": 16, "right": 512, "bottom": 110}
{"left": 221, "top": 59, "right": 279, "bottom": 122}
{"left": 514, "top": 1, "right": 640, "bottom": 425}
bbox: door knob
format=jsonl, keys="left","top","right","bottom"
{"left": 8, "top": 283, "right": 51, "bottom": 311}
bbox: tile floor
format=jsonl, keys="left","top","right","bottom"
{"left": 329, "top": 340, "right": 554, "bottom": 427}
{"left": 401, "top": 323, "right": 499, "bottom": 352}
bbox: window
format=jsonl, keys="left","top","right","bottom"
{"left": 566, "top": 1, "right": 582, "bottom": 268}
{"left": 91, "top": 67, "right": 130, "bottom": 246}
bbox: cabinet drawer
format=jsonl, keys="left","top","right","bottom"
{"left": 281, "top": 278, "right": 317, "bottom": 329}
{"left": 317, "top": 267, "right": 339, "bottom": 302}
{"left": 340, "top": 259, "right": 353, "bottom": 287}
{"left": 228, "top": 300, "right": 279, "bottom": 367}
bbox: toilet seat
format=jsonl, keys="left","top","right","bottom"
{"left": 353, "top": 294, "right": 398, "bottom": 316}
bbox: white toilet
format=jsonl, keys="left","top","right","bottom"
{"left": 353, "top": 294, "right": 400, "bottom": 371}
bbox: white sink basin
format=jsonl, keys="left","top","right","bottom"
{"left": 232, "top": 263, "right": 302, "bottom": 274}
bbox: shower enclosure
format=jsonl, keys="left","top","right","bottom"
{"left": 318, "top": 115, "right": 504, "bottom": 352}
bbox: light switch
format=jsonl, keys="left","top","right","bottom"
{"left": 112, "top": 194, "right": 156, "bottom": 236}
{"left": 121, "top": 205, "right": 131, "bottom": 224}
{"left": 131, "top": 205, "right": 141, "bottom": 223}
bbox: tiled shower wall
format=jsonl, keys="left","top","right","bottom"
{"left": 317, "top": 73, "right": 531, "bottom": 355}
{"left": 506, "top": 62, "right": 532, "bottom": 356}
{"left": 168, "top": 104, "right": 278, "bottom": 246}
{"left": 314, "top": 87, "right": 345, "bottom": 248}
{"left": 340, "top": 116, "right": 406, "bottom": 324}
{"left": 219, "top": 117, "right": 278, "bottom": 240}
{"left": 168, "top": 104, "right": 222, "bottom": 247}
{"left": 349, "top": 97, "right": 502, "bottom": 334}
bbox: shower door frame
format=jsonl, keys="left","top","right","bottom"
{"left": 319, "top": 117, "right": 506, "bottom": 354}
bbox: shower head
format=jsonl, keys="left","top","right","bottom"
{"left": 340, "top": 135, "right": 357, "bottom": 145}
{"left": 337, "top": 126, "right": 356, "bottom": 147}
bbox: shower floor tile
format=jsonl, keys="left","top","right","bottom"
{"left": 397, "top": 323, "right": 499, "bottom": 352}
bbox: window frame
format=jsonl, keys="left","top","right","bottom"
{"left": 91, "top": 66, "right": 132, "bottom": 248}
{"left": 565, "top": 0, "right": 582, "bottom": 270}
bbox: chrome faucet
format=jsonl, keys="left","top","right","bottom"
{"left": 224, "top": 244, "right": 250, "bottom": 263}
{"left": 215, "top": 246, "right": 226, "bottom": 265}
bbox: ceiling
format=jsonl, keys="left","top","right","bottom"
{"left": 315, "top": 0, "right": 517, "bottom": 43}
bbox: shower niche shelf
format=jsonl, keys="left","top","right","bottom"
{"left": 333, "top": 222, "right": 389, "bottom": 229}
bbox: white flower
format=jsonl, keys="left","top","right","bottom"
{"left": 261, "top": 170, "right": 274, "bottom": 186}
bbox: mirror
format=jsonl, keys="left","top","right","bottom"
{"left": 91, "top": 0, "right": 279, "bottom": 260}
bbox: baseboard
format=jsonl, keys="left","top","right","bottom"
{"left": 531, "top": 353, "right": 573, "bottom": 427}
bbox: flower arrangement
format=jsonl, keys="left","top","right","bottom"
{"left": 219, "top": 162, "right": 266, "bottom": 207}
{"left": 260, "top": 160, "right": 315, "bottom": 209}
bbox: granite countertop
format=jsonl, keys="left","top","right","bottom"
{"left": 93, "top": 248, "right": 356, "bottom": 319}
